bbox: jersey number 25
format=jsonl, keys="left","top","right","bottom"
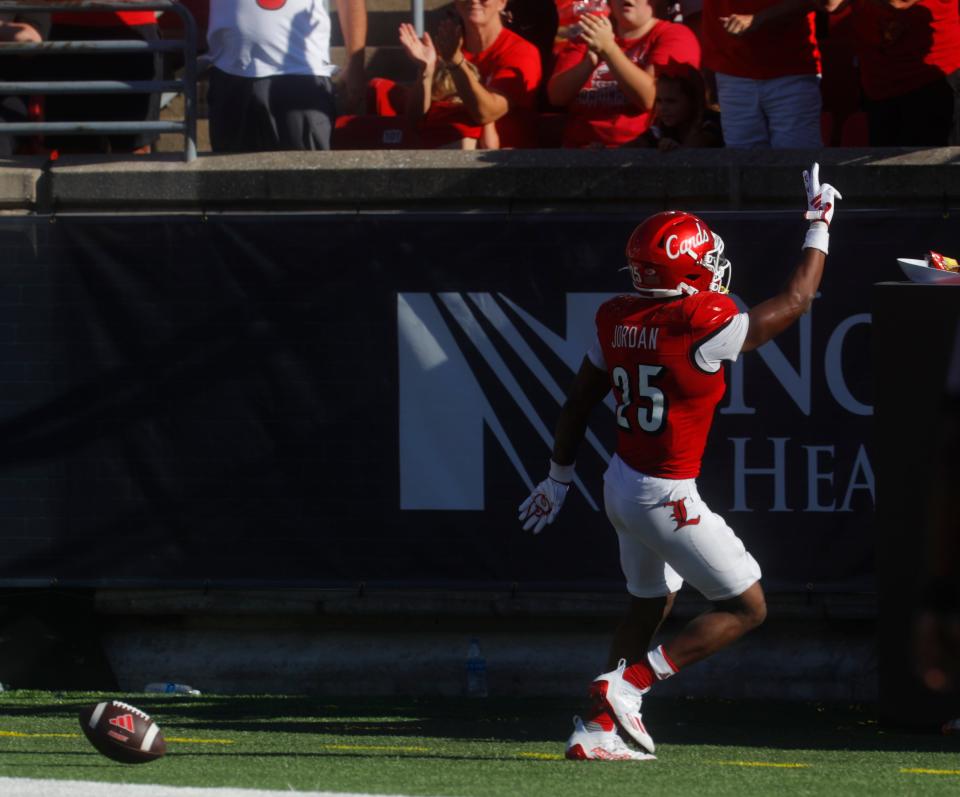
{"left": 612, "top": 364, "right": 666, "bottom": 434}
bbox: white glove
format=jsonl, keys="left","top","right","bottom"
{"left": 518, "top": 461, "right": 574, "bottom": 534}
{"left": 803, "top": 162, "right": 842, "bottom": 227}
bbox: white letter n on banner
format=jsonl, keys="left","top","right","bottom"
{"left": 398, "top": 292, "right": 607, "bottom": 511}
{"left": 398, "top": 293, "right": 491, "bottom": 509}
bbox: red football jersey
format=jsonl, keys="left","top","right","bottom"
{"left": 596, "top": 291, "right": 740, "bottom": 479}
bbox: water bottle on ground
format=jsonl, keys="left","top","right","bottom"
{"left": 465, "top": 638, "right": 488, "bottom": 698}
{"left": 144, "top": 682, "right": 201, "bottom": 696}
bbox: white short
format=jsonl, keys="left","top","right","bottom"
{"left": 603, "top": 455, "right": 761, "bottom": 601}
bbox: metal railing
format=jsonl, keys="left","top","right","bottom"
{"left": 413, "top": 0, "right": 424, "bottom": 36}
{"left": 0, "top": 0, "right": 198, "bottom": 161}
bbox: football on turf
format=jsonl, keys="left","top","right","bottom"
{"left": 78, "top": 700, "right": 166, "bottom": 764}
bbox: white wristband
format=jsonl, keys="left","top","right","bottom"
{"left": 549, "top": 459, "right": 575, "bottom": 484}
{"left": 803, "top": 221, "right": 829, "bottom": 255}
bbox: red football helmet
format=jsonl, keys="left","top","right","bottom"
{"left": 625, "top": 211, "right": 732, "bottom": 298}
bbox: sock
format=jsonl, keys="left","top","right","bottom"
{"left": 622, "top": 645, "right": 680, "bottom": 691}
{"left": 647, "top": 644, "right": 680, "bottom": 681}
{"left": 623, "top": 659, "right": 656, "bottom": 692}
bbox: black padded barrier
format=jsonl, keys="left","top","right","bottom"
{"left": 0, "top": 210, "right": 953, "bottom": 593}
{"left": 873, "top": 282, "right": 960, "bottom": 728}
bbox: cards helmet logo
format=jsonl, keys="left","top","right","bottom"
{"left": 626, "top": 211, "right": 732, "bottom": 298}
{"left": 665, "top": 222, "right": 711, "bottom": 261}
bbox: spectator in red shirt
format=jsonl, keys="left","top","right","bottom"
{"left": 398, "top": 0, "right": 542, "bottom": 148}
{"left": 824, "top": 0, "right": 960, "bottom": 146}
{"left": 40, "top": 8, "right": 162, "bottom": 154}
{"left": 701, "top": 0, "right": 823, "bottom": 147}
{"left": 399, "top": 22, "right": 500, "bottom": 148}
{"left": 548, "top": 0, "right": 701, "bottom": 148}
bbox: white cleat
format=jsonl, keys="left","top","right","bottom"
{"left": 591, "top": 658, "right": 656, "bottom": 754}
{"left": 565, "top": 716, "right": 656, "bottom": 761}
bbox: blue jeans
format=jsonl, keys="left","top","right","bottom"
{"left": 715, "top": 72, "right": 822, "bottom": 149}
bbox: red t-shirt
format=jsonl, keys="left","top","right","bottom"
{"left": 596, "top": 291, "right": 739, "bottom": 479}
{"left": 419, "top": 102, "right": 484, "bottom": 148}
{"left": 421, "top": 27, "right": 542, "bottom": 148}
{"left": 701, "top": 0, "right": 819, "bottom": 78}
{"left": 553, "top": 20, "right": 700, "bottom": 148}
{"left": 853, "top": 0, "right": 960, "bottom": 100}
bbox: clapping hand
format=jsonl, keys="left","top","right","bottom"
{"left": 399, "top": 22, "right": 437, "bottom": 75}
{"left": 434, "top": 16, "right": 464, "bottom": 64}
{"left": 578, "top": 13, "right": 617, "bottom": 60}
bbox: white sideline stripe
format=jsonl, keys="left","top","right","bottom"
{"left": 0, "top": 779, "right": 437, "bottom": 797}
{"left": 140, "top": 722, "right": 160, "bottom": 752}
{"left": 88, "top": 702, "right": 107, "bottom": 730}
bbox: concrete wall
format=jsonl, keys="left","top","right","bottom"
{"left": 2, "top": 147, "right": 958, "bottom": 213}
{"left": 95, "top": 588, "right": 877, "bottom": 701}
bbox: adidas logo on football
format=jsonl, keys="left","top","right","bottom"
{"left": 108, "top": 714, "right": 136, "bottom": 734}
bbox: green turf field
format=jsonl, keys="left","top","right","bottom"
{"left": 0, "top": 691, "right": 957, "bottom": 796}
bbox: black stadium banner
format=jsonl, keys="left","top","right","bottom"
{"left": 0, "top": 210, "right": 953, "bottom": 593}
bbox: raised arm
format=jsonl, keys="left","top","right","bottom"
{"left": 399, "top": 23, "right": 437, "bottom": 119}
{"left": 519, "top": 357, "right": 610, "bottom": 533}
{"left": 742, "top": 163, "right": 842, "bottom": 352}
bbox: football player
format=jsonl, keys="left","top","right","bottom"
{"left": 519, "top": 163, "right": 841, "bottom": 760}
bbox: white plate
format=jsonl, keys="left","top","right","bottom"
{"left": 897, "top": 257, "right": 960, "bottom": 284}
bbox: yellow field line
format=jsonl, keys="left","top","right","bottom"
{"left": 901, "top": 768, "right": 960, "bottom": 776}
{"left": 319, "top": 743, "right": 430, "bottom": 753}
{"left": 0, "top": 730, "right": 234, "bottom": 745}
{"left": 709, "top": 760, "right": 810, "bottom": 769}
{"left": 0, "top": 731, "right": 78, "bottom": 739}
{"left": 165, "top": 737, "right": 235, "bottom": 745}
{"left": 517, "top": 752, "right": 564, "bottom": 760}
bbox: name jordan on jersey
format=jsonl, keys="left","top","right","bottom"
{"left": 610, "top": 324, "right": 659, "bottom": 351}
